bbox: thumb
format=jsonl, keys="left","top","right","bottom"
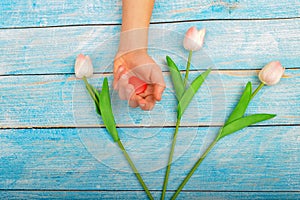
{"left": 113, "top": 65, "right": 127, "bottom": 90}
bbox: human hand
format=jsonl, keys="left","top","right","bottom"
{"left": 113, "top": 50, "right": 165, "bottom": 110}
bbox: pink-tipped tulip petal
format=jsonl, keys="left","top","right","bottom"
{"left": 183, "top": 26, "right": 206, "bottom": 51}
{"left": 258, "top": 61, "right": 285, "bottom": 86}
{"left": 75, "top": 54, "right": 94, "bottom": 78}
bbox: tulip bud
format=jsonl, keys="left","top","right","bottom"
{"left": 75, "top": 54, "right": 94, "bottom": 78}
{"left": 183, "top": 26, "right": 206, "bottom": 51}
{"left": 129, "top": 76, "right": 147, "bottom": 95}
{"left": 258, "top": 61, "right": 285, "bottom": 86}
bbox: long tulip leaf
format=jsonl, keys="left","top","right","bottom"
{"left": 218, "top": 114, "right": 276, "bottom": 140}
{"left": 177, "top": 68, "right": 211, "bottom": 119}
{"left": 99, "top": 78, "right": 119, "bottom": 142}
{"left": 166, "top": 56, "right": 185, "bottom": 101}
{"left": 225, "top": 82, "right": 252, "bottom": 125}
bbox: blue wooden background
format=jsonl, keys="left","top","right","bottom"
{"left": 0, "top": 0, "right": 299, "bottom": 199}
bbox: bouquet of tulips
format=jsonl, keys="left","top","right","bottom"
{"left": 74, "top": 26, "right": 285, "bottom": 200}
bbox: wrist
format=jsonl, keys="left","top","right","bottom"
{"left": 118, "top": 28, "right": 149, "bottom": 55}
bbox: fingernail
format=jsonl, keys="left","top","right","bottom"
{"left": 117, "top": 66, "right": 124, "bottom": 74}
{"left": 140, "top": 104, "right": 146, "bottom": 107}
{"left": 126, "top": 88, "right": 133, "bottom": 94}
{"left": 121, "top": 74, "right": 128, "bottom": 80}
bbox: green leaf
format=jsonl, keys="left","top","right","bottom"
{"left": 83, "top": 79, "right": 102, "bottom": 116}
{"left": 218, "top": 114, "right": 276, "bottom": 140}
{"left": 225, "top": 82, "right": 252, "bottom": 125}
{"left": 177, "top": 68, "right": 211, "bottom": 119}
{"left": 90, "top": 85, "right": 101, "bottom": 116}
{"left": 166, "top": 56, "right": 185, "bottom": 101}
{"left": 99, "top": 78, "right": 120, "bottom": 142}
{"left": 83, "top": 77, "right": 97, "bottom": 103}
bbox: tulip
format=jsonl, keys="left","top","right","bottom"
{"left": 75, "top": 54, "right": 94, "bottom": 78}
{"left": 129, "top": 76, "right": 147, "bottom": 95}
{"left": 80, "top": 78, "right": 154, "bottom": 200}
{"left": 183, "top": 26, "right": 206, "bottom": 51}
{"left": 182, "top": 27, "right": 206, "bottom": 87}
{"left": 258, "top": 61, "right": 285, "bottom": 86}
{"left": 251, "top": 61, "right": 285, "bottom": 99}
{"left": 162, "top": 26, "right": 208, "bottom": 200}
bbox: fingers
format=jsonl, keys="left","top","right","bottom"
{"left": 137, "top": 85, "right": 155, "bottom": 110}
{"left": 129, "top": 94, "right": 141, "bottom": 108}
{"left": 128, "top": 98, "right": 139, "bottom": 108}
{"left": 130, "top": 63, "right": 166, "bottom": 101}
{"left": 150, "top": 65, "right": 166, "bottom": 101}
{"left": 137, "top": 95, "right": 156, "bottom": 111}
{"left": 118, "top": 75, "right": 149, "bottom": 110}
{"left": 128, "top": 91, "right": 154, "bottom": 110}
{"left": 128, "top": 88, "right": 156, "bottom": 110}
{"left": 115, "top": 71, "right": 164, "bottom": 110}
{"left": 113, "top": 51, "right": 165, "bottom": 110}
{"left": 154, "top": 83, "right": 165, "bottom": 101}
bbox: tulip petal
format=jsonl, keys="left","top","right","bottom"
{"left": 258, "top": 61, "right": 285, "bottom": 86}
{"left": 183, "top": 27, "right": 206, "bottom": 51}
{"left": 129, "top": 76, "right": 147, "bottom": 95}
{"left": 75, "top": 54, "right": 94, "bottom": 78}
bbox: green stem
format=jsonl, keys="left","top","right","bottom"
{"left": 251, "top": 82, "right": 264, "bottom": 100}
{"left": 161, "top": 117, "right": 181, "bottom": 200}
{"left": 117, "top": 140, "right": 154, "bottom": 200}
{"left": 82, "top": 76, "right": 98, "bottom": 104}
{"left": 171, "top": 137, "right": 219, "bottom": 200}
{"left": 183, "top": 50, "right": 193, "bottom": 88}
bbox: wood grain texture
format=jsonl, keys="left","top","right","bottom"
{"left": 1, "top": 191, "right": 300, "bottom": 199}
{"left": 1, "top": 0, "right": 299, "bottom": 198}
{"left": 0, "top": 69, "right": 299, "bottom": 128}
{"left": 0, "top": 0, "right": 299, "bottom": 28}
{"left": 0, "top": 126, "right": 299, "bottom": 191}
{"left": 0, "top": 19, "right": 299, "bottom": 75}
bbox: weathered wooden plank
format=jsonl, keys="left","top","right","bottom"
{"left": 0, "top": 19, "right": 299, "bottom": 75}
{"left": 0, "top": 0, "right": 299, "bottom": 28}
{"left": 0, "top": 69, "right": 299, "bottom": 128}
{"left": 0, "top": 126, "right": 299, "bottom": 191}
{"left": 1, "top": 191, "right": 300, "bottom": 199}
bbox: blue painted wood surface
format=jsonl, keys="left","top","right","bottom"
{"left": 0, "top": 70, "right": 299, "bottom": 127}
{"left": 1, "top": 19, "right": 299, "bottom": 75}
{"left": 0, "top": 0, "right": 299, "bottom": 199}
{"left": 0, "top": 127, "right": 299, "bottom": 190}
{"left": 2, "top": 191, "right": 300, "bottom": 200}
{"left": 0, "top": 0, "right": 299, "bottom": 28}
